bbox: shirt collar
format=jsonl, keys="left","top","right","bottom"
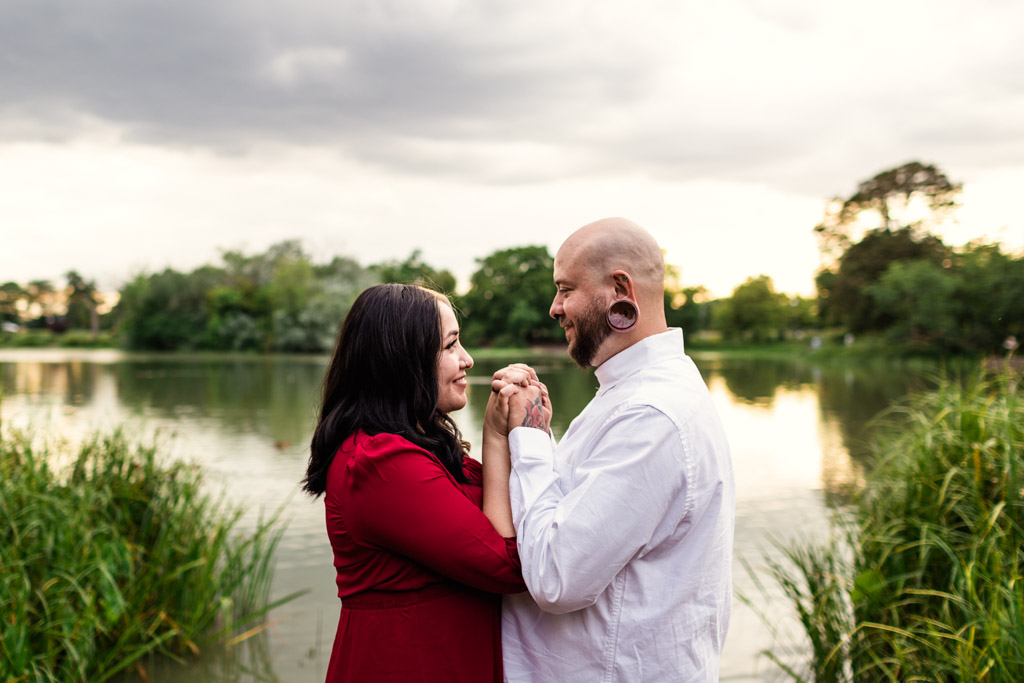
{"left": 594, "top": 328, "right": 685, "bottom": 395}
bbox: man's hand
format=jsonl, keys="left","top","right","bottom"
{"left": 508, "top": 384, "right": 552, "bottom": 434}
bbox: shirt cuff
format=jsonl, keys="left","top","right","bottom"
{"left": 508, "top": 427, "right": 559, "bottom": 529}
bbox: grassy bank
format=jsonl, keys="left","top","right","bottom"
{"left": 758, "top": 369, "right": 1023, "bottom": 681}
{"left": 0, "top": 426, "right": 295, "bottom": 682}
{"left": 0, "top": 330, "right": 117, "bottom": 349}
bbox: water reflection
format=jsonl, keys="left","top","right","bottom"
{"left": 0, "top": 350, "right": 936, "bottom": 682}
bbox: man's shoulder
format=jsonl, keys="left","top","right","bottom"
{"left": 615, "top": 355, "right": 711, "bottom": 419}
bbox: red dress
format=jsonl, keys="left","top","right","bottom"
{"left": 324, "top": 431, "right": 526, "bottom": 683}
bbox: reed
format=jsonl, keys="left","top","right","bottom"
{"left": 0, "top": 426, "right": 295, "bottom": 682}
{"left": 758, "top": 368, "right": 1023, "bottom": 682}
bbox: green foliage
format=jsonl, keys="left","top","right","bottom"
{"left": 118, "top": 267, "right": 228, "bottom": 350}
{"left": 0, "top": 427, "right": 295, "bottom": 681}
{"left": 0, "top": 281, "right": 26, "bottom": 323}
{"left": 116, "top": 243, "right": 377, "bottom": 353}
{"left": 458, "top": 245, "right": 562, "bottom": 347}
{"left": 953, "top": 244, "right": 1024, "bottom": 354}
{"left": 665, "top": 285, "right": 713, "bottom": 336}
{"left": 810, "top": 161, "right": 1024, "bottom": 356}
{"left": 372, "top": 249, "right": 457, "bottom": 294}
{"left": 867, "top": 260, "right": 958, "bottom": 350}
{"left": 827, "top": 227, "right": 951, "bottom": 333}
{"left": 759, "top": 370, "right": 1024, "bottom": 681}
{"left": 716, "top": 275, "right": 790, "bottom": 343}
{"left": 815, "top": 161, "right": 962, "bottom": 262}
{"left": 0, "top": 330, "right": 56, "bottom": 348}
{"left": 65, "top": 270, "right": 101, "bottom": 334}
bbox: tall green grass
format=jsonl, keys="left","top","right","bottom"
{"left": 758, "top": 368, "right": 1023, "bottom": 682}
{"left": 0, "top": 426, "right": 296, "bottom": 682}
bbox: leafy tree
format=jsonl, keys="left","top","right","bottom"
{"left": 458, "top": 246, "right": 561, "bottom": 347}
{"left": 289, "top": 254, "right": 379, "bottom": 353}
{"left": 372, "top": 250, "right": 457, "bottom": 294}
{"left": 117, "top": 266, "right": 228, "bottom": 350}
{"left": 204, "top": 287, "right": 261, "bottom": 351}
{"left": 64, "top": 270, "right": 100, "bottom": 334}
{"left": 829, "top": 228, "right": 950, "bottom": 333}
{"left": 267, "top": 255, "right": 317, "bottom": 316}
{"left": 814, "top": 161, "right": 961, "bottom": 263}
{"left": 716, "top": 275, "right": 789, "bottom": 343}
{"left": 950, "top": 243, "right": 1024, "bottom": 353}
{"left": 867, "top": 260, "right": 958, "bottom": 350}
{"left": 665, "top": 285, "right": 711, "bottom": 335}
{"left": 813, "top": 269, "right": 838, "bottom": 328}
{"left": 813, "top": 162, "right": 961, "bottom": 334}
{"left": 117, "top": 242, "right": 376, "bottom": 353}
{"left": 0, "top": 282, "right": 26, "bottom": 323}
{"left": 25, "top": 280, "right": 57, "bottom": 325}
{"left": 785, "top": 296, "right": 818, "bottom": 336}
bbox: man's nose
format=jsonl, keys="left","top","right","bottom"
{"left": 549, "top": 298, "right": 562, "bottom": 320}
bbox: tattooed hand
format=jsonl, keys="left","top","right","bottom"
{"left": 508, "top": 385, "right": 552, "bottom": 434}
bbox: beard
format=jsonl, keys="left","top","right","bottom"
{"left": 566, "top": 299, "right": 612, "bottom": 368}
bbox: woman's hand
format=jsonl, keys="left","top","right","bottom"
{"left": 490, "top": 363, "right": 538, "bottom": 393}
{"left": 483, "top": 379, "right": 517, "bottom": 439}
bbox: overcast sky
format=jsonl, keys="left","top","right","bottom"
{"left": 2, "top": 0, "right": 1023, "bottom": 297}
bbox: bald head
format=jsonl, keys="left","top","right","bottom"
{"left": 550, "top": 217, "right": 669, "bottom": 364}
{"left": 556, "top": 217, "right": 665, "bottom": 298}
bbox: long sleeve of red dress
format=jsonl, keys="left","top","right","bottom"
{"left": 338, "top": 432, "right": 523, "bottom": 593}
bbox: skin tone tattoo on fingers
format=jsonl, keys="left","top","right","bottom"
{"left": 520, "top": 394, "right": 549, "bottom": 432}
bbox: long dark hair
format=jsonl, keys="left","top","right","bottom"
{"left": 302, "top": 283, "right": 468, "bottom": 496}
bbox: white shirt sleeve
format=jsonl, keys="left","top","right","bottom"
{"left": 508, "top": 406, "right": 689, "bottom": 614}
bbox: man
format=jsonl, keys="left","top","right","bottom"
{"left": 492, "top": 217, "right": 735, "bottom": 682}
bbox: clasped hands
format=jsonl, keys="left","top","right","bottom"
{"left": 484, "top": 363, "right": 552, "bottom": 437}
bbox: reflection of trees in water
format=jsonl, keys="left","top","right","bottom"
{"left": 4, "top": 352, "right": 953, "bottom": 511}
{"left": 813, "top": 362, "right": 934, "bottom": 462}
{"left": 113, "top": 357, "right": 328, "bottom": 447}
{"left": 697, "top": 357, "right": 817, "bottom": 406}
{"left": 1, "top": 361, "right": 103, "bottom": 406}
{"left": 695, "top": 355, "right": 940, "bottom": 505}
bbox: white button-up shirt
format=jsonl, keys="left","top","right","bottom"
{"left": 502, "top": 329, "right": 735, "bottom": 682}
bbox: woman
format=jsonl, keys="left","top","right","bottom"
{"left": 302, "top": 283, "right": 526, "bottom": 683}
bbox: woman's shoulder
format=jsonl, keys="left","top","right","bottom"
{"left": 340, "top": 430, "right": 450, "bottom": 474}
{"left": 353, "top": 430, "right": 422, "bottom": 451}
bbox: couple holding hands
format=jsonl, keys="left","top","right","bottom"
{"left": 302, "top": 218, "right": 735, "bottom": 683}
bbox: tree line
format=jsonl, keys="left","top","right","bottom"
{"left": 2, "top": 162, "right": 1020, "bottom": 356}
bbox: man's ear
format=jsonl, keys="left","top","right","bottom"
{"left": 610, "top": 270, "right": 635, "bottom": 301}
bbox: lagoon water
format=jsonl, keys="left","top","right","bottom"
{"left": 0, "top": 348, "right": 932, "bottom": 682}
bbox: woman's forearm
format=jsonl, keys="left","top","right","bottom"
{"left": 481, "top": 432, "right": 515, "bottom": 537}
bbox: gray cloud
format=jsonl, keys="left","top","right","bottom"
{"left": 2, "top": 0, "right": 1023, "bottom": 194}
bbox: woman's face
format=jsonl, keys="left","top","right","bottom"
{"left": 436, "top": 302, "right": 474, "bottom": 414}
